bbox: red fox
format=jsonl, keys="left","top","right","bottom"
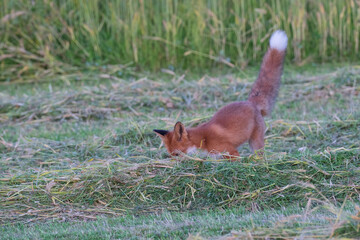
{"left": 154, "top": 30, "right": 288, "bottom": 158}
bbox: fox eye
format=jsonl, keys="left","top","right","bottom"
{"left": 173, "top": 153, "right": 179, "bottom": 156}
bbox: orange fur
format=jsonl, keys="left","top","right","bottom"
{"left": 154, "top": 30, "right": 287, "bottom": 159}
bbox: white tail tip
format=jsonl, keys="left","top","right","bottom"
{"left": 269, "top": 30, "right": 288, "bottom": 51}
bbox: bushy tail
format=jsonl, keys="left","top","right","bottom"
{"left": 248, "top": 30, "right": 288, "bottom": 116}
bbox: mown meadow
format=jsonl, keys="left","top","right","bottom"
{"left": 1, "top": 0, "right": 360, "bottom": 239}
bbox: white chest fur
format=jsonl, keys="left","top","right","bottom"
{"left": 186, "top": 146, "right": 223, "bottom": 159}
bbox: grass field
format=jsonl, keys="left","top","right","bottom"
{"left": 0, "top": 62, "right": 359, "bottom": 239}
{"left": 1, "top": 1, "right": 359, "bottom": 238}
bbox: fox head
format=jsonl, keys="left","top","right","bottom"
{"left": 153, "top": 122, "right": 194, "bottom": 156}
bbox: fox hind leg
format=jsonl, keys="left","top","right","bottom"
{"left": 249, "top": 122, "right": 265, "bottom": 155}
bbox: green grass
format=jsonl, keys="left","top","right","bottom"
{"left": 1, "top": 204, "right": 359, "bottom": 239}
{"left": 0, "top": 64, "right": 359, "bottom": 238}
{"left": 1, "top": 0, "right": 360, "bottom": 78}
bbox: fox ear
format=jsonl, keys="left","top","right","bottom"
{"left": 174, "top": 122, "right": 187, "bottom": 141}
{"left": 153, "top": 129, "right": 169, "bottom": 138}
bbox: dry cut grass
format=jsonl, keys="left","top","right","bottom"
{"left": 0, "top": 64, "right": 359, "bottom": 238}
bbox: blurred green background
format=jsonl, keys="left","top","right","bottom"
{"left": 1, "top": 0, "right": 359, "bottom": 81}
